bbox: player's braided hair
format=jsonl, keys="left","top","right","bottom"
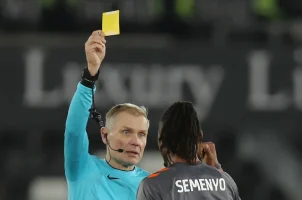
{"left": 159, "top": 101, "right": 202, "bottom": 166}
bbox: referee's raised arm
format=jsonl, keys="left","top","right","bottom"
{"left": 64, "top": 31, "right": 106, "bottom": 182}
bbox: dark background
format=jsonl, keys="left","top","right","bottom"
{"left": 1, "top": 0, "right": 302, "bottom": 199}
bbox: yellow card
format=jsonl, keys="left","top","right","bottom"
{"left": 102, "top": 10, "right": 120, "bottom": 36}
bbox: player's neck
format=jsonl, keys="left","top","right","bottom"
{"left": 171, "top": 154, "right": 201, "bottom": 164}
{"left": 105, "top": 154, "right": 135, "bottom": 171}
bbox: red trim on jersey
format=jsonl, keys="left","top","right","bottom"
{"left": 148, "top": 167, "right": 169, "bottom": 178}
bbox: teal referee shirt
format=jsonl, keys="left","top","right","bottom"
{"left": 64, "top": 83, "right": 149, "bottom": 200}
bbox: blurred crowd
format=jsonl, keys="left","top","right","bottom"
{"left": 1, "top": 0, "right": 302, "bottom": 42}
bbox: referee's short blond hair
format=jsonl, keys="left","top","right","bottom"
{"left": 105, "top": 103, "right": 149, "bottom": 129}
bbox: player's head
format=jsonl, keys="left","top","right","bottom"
{"left": 158, "top": 101, "right": 202, "bottom": 167}
{"left": 101, "top": 103, "right": 149, "bottom": 169}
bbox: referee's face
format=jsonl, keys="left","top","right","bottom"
{"left": 106, "top": 111, "right": 149, "bottom": 167}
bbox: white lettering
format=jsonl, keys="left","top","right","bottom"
{"left": 189, "top": 179, "right": 200, "bottom": 191}
{"left": 219, "top": 178, "right": 226, "bottom": 191}
{"left": 175, "top": 180, "right": 183, "bottom": 193}
{"left": 248, "top": 50, "right": 290, "bottom": 110}
{"left": 130, "top": 64, "right": 164, "bottom": 106}
{"left": 101, "top": 64, "right": 128, "bottom": 103}
{"left": 212, "top": 178, "right": 219, "bottom": 191}
{"left": 23, "top": 48, "right": 224, "bottom": 123}
{"left": 199, "top": 179, "right": 206, "bottom": 191}
{"left": 182, "top": 179, "right": 190, "bottom": 192}
{"left": 205, "top": 179, "right": 213, "bottom": 191}
{"left": 182, "top": 65, "right": 224, "bottom": 121}
{"left": 23, "top": 48, "right": 62, "bottom": 107}
{"left": 175, "top": 178, "right": 226, "bottom": 193}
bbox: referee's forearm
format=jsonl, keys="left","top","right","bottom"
{"left": 65, "top": 82, "right": 94, "bottom": 134}
{"left": 64, "top": 82, "right": 95, "bottom": 181}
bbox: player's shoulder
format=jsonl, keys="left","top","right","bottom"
{"left": 221, "top": 171, "right": 239, "bottom": 189}
{"left": 145, "top": 167, "right": 171, "bottom": 180}
{"left": 197, "top": 163, "right": 225, "bottom": 175}
{"left": 138, "top": 167, "right": 173, "bottom": 191}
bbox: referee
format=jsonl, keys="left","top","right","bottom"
{"left": 64, "top": 30, "right": 150, "bottom": 200}
{"left": 137, "top": 101, "right": 241, "bottom": 200}
{"left": 65, "top": 30, "right": 227, "bottom": 200}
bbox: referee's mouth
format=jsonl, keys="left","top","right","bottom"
{"left": 125, "top": 150, "right": 140, "bottom": 156}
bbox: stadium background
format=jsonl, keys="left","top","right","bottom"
{"left": 1, "top": 0, "right": 302, "bottom": 199}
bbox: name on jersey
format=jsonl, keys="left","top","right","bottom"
{"left": 175, "top": 178, "right": 226, "bottom": 193}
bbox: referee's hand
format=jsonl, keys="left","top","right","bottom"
{"left": 85, "top": 30, "right": 107, "bottom": 76}
{"left": 198, "top": 142, "right": 219, "bottom": 168}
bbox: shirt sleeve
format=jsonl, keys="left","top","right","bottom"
{"left": 222, "top": 171, "right": 241, "bottom": 200}
{"left": 64, "top": 82, "right": 96, "bottom": 182}
{"left": 136, "top": 178, "right": 157, "bottom": 200}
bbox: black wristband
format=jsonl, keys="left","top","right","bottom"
{"left": 81, "top": 79, "right": 95, "bottom": 88}
{"left": 81, "top": 67, "right": 100, "bottom": 88}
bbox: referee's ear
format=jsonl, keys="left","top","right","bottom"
{"left": 101, "top": 127, "right": 109, "bottom": 145}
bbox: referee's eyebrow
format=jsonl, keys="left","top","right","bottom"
{"left": 121, "top": 126, "right": 135, "bottom": 132}
{"left": 121, "top": 126, "right": 147, "bottom": 133}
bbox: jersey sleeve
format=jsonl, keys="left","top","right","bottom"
{"left": 64, "top": 82, "right": 96, "bottom": 182}
{"left": 222, "top": 171, "right": 241, "bottom": 200}
{"left": 136, "top": 178, "right": 157, "bottom": 200}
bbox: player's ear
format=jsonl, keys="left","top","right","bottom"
{"left": 101, "top": 127, "right": 109, "bottom": 145}
{"left": 160, "top": 143, "right": 168, "bottom": 156}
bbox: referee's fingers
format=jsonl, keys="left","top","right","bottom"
{"left": 86, "top": 35, "right": 106, "bottom": 46}
{"left": 92, "top": 30, "right": 105, "bottom": 37}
